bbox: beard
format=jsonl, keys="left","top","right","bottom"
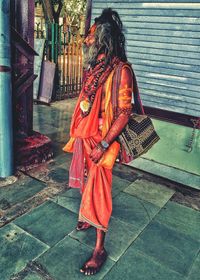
{"left": 82, "top": 42, "right": 99, "bottom": 69}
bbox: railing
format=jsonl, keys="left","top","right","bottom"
{"left": 34, "top": 22, "right": 84, "bottom": 100}
{"left": 57, "top": 27, "right": 84, "bottom": 99}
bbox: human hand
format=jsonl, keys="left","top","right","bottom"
{"left": 89, "top": 145, "right": 105, "bottom": 164}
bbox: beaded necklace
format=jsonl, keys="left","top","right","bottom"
{"left": 80, "top": 57, "right": 120, "bottom": 117}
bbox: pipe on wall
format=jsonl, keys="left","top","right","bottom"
{"left": 0, "top": 0, "right": 13, "bottom": 177}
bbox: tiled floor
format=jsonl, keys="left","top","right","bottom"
{"left": 0, "top": 223, "right": 48, "bottom": 280}
{"left": 0, "top": 100, "right": 200, "bottom": 280}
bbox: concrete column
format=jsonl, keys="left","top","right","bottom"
{"left": 0, "top": 0, "right": 13, "bottom": 177}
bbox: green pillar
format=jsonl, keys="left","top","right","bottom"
{"left": 55, "top": 23, "right": 59, "bottom": 64}
{"left": 51, "top": 23, "right": 55, "bottom": 62}
{"left": 0, "top": 0, "right": 13, "bottom": 177}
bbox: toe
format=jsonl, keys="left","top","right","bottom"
{"left": 80, "top": 264, "right": 86, "bottom": 273}
{"left": 92, "top": 268, "right": 97, "bottom": 275}
{"left": 88, "top": 268, "right": 93, "bottom": 276}
{"left": 84, "top": 266, "right": 90, "bottom": 275}
{"left": 80, "top": 268, "right": 84, "bottom": 273}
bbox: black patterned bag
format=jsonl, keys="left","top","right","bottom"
{"left": 118, "top": 113, "right": 160, "bottom": 158}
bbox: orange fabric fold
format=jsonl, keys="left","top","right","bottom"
{"left": 63, "top": 137, "right": 75, "bottom": 153}
{"left": 63, "top": 69, "right": 121, "bottom": 231}
{"left": 80, "top": 166, "right": 112, "bottom": 231}
{"left": 79, "top": 137, "right": 112, "bottom": 231}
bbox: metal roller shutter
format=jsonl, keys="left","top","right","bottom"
{"left": 91, "top": 0, "right": 200, "bottom": 117}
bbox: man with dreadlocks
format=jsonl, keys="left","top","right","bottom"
{"left": 63, "top": 8, "right": 143, "bottom": 276}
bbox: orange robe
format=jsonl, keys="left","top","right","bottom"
{"left": 63, "top": 64, "right": 132, "bottom": 231}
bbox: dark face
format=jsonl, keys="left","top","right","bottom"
{"left": 84, "top": 24, "right": 96, "bottom": 47}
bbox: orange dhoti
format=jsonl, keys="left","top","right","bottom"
{"left": 63, "top": 71, "right": 120, "bottom": 231}
{"left": 64, "top": 131, "right": 120, "bottom": 232}
{"left": 79, "top": 138, "right": 113, "bottom": 231}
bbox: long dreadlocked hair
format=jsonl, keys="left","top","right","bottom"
{"left": 87, "top": 8, "right": 127, "bottom": 68}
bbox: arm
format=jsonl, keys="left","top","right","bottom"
{"left": 90, "top": 66, "right": 133, "bottom": 163}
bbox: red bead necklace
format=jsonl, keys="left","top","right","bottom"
{"left": 80, "top": 57, "right": 120, "bottom": 117}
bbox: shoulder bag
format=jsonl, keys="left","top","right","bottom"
{"left": 112, "top": 62, "right": 160, "bottom": 159}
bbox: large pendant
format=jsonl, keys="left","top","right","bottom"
{"left": 80, "top": 98, "right": 91, "bottom": 115}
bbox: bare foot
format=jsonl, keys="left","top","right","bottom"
{"left": 80, "top": 248, "right": 107, "bottom": 275}
{"left": 76, "top": 221, "right": 92, "bottom": 231}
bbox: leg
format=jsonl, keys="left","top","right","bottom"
{"left": 80, "top": 229, "right": 107, "bottom": 275}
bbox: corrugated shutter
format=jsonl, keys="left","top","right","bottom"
{"left": 91, "top": 0, "right": 200, "bottom": 117}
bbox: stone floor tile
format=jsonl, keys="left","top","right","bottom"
{"left": 0, "top": 223, "right": 48, "bottom": 280}
{"left": 112, "top": 175, "right": 132, "bottom": 198}
{"left": 133, "top": 221, "right": 200, "bottom": 275}
{"left": 23, "top": 274, "right": 43, "bottom": 280}
{"left": 187, "top": 252, "right": 200, "bottom": 280}
{"left": 123, "top": 179, "right": 175, "bottom": 207}
{"left": 112, "top": 192, "right": 160, "bottom": 229}
{"left": 53, "top": 188, "right": 81, "bottom": 214}
{"left": 104, "top": 247, "right": 184, "bottom": 280}
{"left": 49, "top": 153, "right": 72, "bottom": 169}
{"left": 48, "top": 167, "right": 69, "bottom": 184}
{"left": 50, "top": 141, "right": 66, "bottom": 157}
{"left": 23, "top": 273, "right": 43, "bottom": 280}
{"left": 34, "top": 124, "right": 59, "bottom": 136}
{"left": 129, "top": 157, "right": 200, "bottom": 190}
{"left": 15, "top": 271, "right": 44, "bottom": 280}
{"left": 113, "top": 163, "right": 139, "bottom": 182}
{"left": 69, "top": 216, "right": 139, "bottom": 261}
{"left": 155, "top": 201, "right": 200, "bottom": 242}
{"left": 47, "top": 131, "right": 67, "bottom": 143}
{"left": 0, "top": 178, "right": 46, "bottom": 210}
{"left": 36, "top": 236, "right": 115, "bottom": 280}
{"left": 14, "top": 201, "right": 77, "bottom": 246}
{"left": 10, "top": 261, "right": 52, "bottom": 280}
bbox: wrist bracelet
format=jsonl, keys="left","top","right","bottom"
{"left": 100, "top": 140, "right": 109, "bottom": 149}
{"left": 96, "top": 143, "right": 106, "bottom": 152}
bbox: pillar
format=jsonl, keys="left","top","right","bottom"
{"left": 0, "top": 0, "right": 13, "bottom": 177}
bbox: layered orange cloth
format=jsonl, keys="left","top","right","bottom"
{"left": 63, "top": 65, "right": 132, "bottom": 231}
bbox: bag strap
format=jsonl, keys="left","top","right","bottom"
{"left": 112, "top": 61, "right": 144, "bottom": 120}
{"left": 112, "top": 61, "right": 124, "bottom": 119}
